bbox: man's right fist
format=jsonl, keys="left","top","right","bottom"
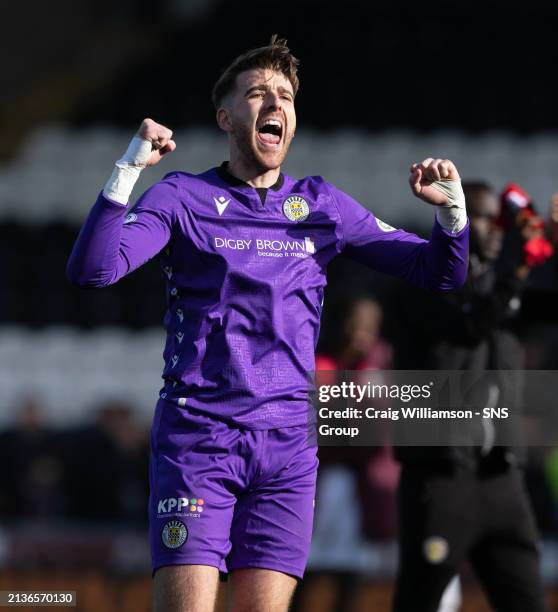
{"left": 137, "top": 118, "right": 177, "bottom": 167}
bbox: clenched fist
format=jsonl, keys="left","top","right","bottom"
{"left": 137, "top": 118, "right": 177, "bottom": 167}
{"left": 409, "top": 158, "right": 461, "bottom": 207}
{"left": 103, "top": 118, "right": 177, "bottom": 204}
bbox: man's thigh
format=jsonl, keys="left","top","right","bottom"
{"left": 393, "top": 468, "right": 478, "bottom": 612}
{"left": 228, "top": 425, "right": 318, "bottom": 580}
{"left": 149, "top": 402, "right": 241, "bottom": 574}
{"left": 230, "top": 568, "right": 297, "bottom": 612}
{"left": 153, "top": 565, "right": 219, "bottom": 612}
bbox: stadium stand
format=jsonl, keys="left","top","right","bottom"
{"left": 2, "top": 126, "right": 558, "bottom": 225}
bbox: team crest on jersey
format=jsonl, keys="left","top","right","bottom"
{"left": 423, "top": 536, "right": 448, "bottom": 564}
{"left": 282, "top": 195, "right": 309, "bottom": 222}
{"left": 124, "top": 212, "right": 137, "bottom": 224}
{"left": 162, "top": 520, "right": 188, "bottom": 549}
{"left": 376, "top": 217, "right": 396, "bottom": 232}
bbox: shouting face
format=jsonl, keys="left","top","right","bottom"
{"left": 217, "top": 68, "right": 296, "bottom": 173}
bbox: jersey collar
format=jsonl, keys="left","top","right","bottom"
{"left": 216, "top": 162, "right": 285, "bottom": 191}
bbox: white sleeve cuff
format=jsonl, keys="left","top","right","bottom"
{"left": 431, "top": 179, "right": 468, "bottom": 234}
{"left": 436, "top": 206, "right": 468, "bottom": 234}
{"left": 102, "top": 136, "right": 152, "bottom": 205}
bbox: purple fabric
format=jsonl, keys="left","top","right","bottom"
{"left": 67, "top": 168, "right": 469, "bottom": 428}
{"left": 149, "top": 398, "right": 318, "bottom": 577}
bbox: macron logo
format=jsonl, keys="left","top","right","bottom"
{"left": 214, "top": 196, "right": 230, "bottom": 216}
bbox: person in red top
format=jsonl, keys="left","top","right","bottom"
{"left": 310, "top": 296, "right": 399, "bottom": 611}
{"left": 316, "top": 296, "right": 392, "bottom": 372}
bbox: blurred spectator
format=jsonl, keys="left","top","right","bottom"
{"left": 0, "top": 396, "right": 65, "bottom": 519}
{"left": 524, "top": 447, "right": 558, "bottom": 536}
{"left": 316, "top": 296, "right": 393, "bottom": 372}
{"left": 302, "top": 296, "right": 398, "bottom": 612}
{"left": 62, "top": 401, "right": 149, "bottom": 525}
{"left": 392, "top": 181, "right": 548, "bottom": 612}
{"left": 316, "top": 295, "right": 399, "bottom": 541}
{"left": 548, "top": 192, "right": 558, "bottom": 248}
{"left": 0, "top": 397, "right": 151, "bottom": 525}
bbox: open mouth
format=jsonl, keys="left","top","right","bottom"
{"left": 257, "top": 119, "right": 283, "bottom": 147}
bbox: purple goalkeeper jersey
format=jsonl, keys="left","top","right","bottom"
{"left": 67, "top": 164, "right": 469, "bottom": 428}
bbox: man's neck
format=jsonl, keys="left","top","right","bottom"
{"left": 226, "top": 157, "right": 281, "bottom": 189}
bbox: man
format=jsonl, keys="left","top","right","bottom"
{"left": 67, "top": 36, "right": 468, "bottom": 612}
{"left": 393, "top": 182, "right": 546, "bottom": 612}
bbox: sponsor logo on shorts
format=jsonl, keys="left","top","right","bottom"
{"left": 157, "top": 497, "right": 205, "bottom": 518}
{"left": 124, "top": 212, "right": 137, "bottom": 224}
{"left": 162, "top": 520, "right": 188, "bottom": 549}
{"left": 423, "top": 536, "right": 449, "bottom": 564}
{"left": 282, "top": 195, "right": 310, "bottom": 222}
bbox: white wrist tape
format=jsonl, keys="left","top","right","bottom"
{"left": 102, "top": 136, "right": 152, "bottom": 205}
{"left": 431, "top": 179, "right": 467, "bottom": 234}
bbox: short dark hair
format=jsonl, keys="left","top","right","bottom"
{"left": 211, "top": 35, "right": 300, "bottom": 109}
{"left": 462, "top": 181, "right": 494, "bottom": 214}
{"left": 462, "top": 181, "right": 493, "bottom": 199}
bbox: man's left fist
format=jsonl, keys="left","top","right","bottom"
{"left": 409, "top": 158, "right": 461, "bottom": 206}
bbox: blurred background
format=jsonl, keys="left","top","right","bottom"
{"left": 2, "top": 0, "right": 558, "bottom": 609}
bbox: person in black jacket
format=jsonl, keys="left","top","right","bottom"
{"left": 392, "top": 182, "right": 547, "bottom": 612}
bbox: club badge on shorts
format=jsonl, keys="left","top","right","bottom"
{"left": 423, "top": 536, "right": 449, "bottom": 564}
{"left": 162, "top": 520, "right": 188, "bottom": 549}
{"left": 282, "top": 195, "right": 310, "bottom": 222}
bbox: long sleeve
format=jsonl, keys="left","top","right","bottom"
{"left": 328, "top": 183, "right": 469, "bottom": 291}
{"left": 66, "top": 174, "right": 180, "bottom": 288}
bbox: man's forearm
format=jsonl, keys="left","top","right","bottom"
{"left": 66, "top": 122, "right": 176, "bottom": 288}
{"left": 103, "top": 136, "right": 152, "bottom": 204}
{"left": 66, "top": 193, "right": 131, "bottom": 287}
{"left": 420, "top": 218, "right": 470, "bottom": 291}
{"left": 66, "top": 135, "right": 152, "bottom": 287}
{"left": 431, "top": 178, "right": 468, "bottom": 235}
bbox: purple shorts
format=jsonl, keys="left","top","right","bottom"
{"left": 149, "top": 398, "right": 318, "bottom": 578}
